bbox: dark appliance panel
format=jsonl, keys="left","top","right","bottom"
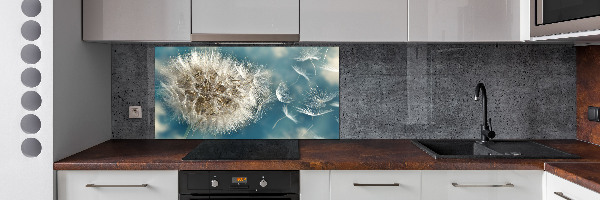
{"left": 179, "top": 171, "right": 299, "bottom": 200}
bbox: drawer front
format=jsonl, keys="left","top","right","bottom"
{"left": 546, "top": 172, "right": 600, "bottom": 200}
{"left": 300, "top": 170, "right": 330, "bottom": 200}
{"left": 330, "top": 170, "right": 421, "bottom": 200}
{"left": 422, "top": 170, "right": 542, "bottom": 200}
{"left": 57, "top": 170, "right": 178, "bottom": 200}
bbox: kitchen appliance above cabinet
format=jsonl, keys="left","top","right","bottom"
{"left": 191, "top": 0, "right": 300, "bottom": 42}
{"left": 82, "top": 0, "right": 191, "bottom": 42}
{"left": 530, "top": 0, "right": 600, "bottom": 41}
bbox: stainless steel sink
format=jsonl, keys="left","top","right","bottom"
{"left": 412, "top": 140, "right": 579, "bottom": 159}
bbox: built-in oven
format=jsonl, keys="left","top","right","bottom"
{"left": 531, "top": 0, "right": 600, "bottom": 38}
{"left": 179, "top": 171, "right": 299, "bottom": 200}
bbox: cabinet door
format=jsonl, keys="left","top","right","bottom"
{"left": 330, "top": 170, "right": 420, "bottom": 200}
{"left": 300, "top": 171, "right": 330, "bottom": 200}
{"left": 57, "top": 170, "right": 178, "bottom": 200}
{"left": 300, "top": 0, "right": 408, "bottom": 42}
{"left": 192, "top": 0, "right": 299, "bottom": 35}
{"left": 422, "top": 170, "right": 542, "bottom": 200}
{"left": 545, "top": 172, "right": 600, "bottom": 200}
{"left": 409, "top": 0, "right": 529, "bottom": 42}
{"left": 82, "top": 0, "right": 191, "bottom": 41}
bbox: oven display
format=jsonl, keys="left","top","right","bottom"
{"left": 232, "top": 177, "right": 247, "bottom": 184}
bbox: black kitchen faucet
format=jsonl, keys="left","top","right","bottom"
{"left": 474, "top": 83, "right": 495, "bottom": 143}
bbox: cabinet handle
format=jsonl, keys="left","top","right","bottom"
{"left": 554, "top": 192, "right": 573, "bottom": 200}
{"left": 451, "top": 183, "right": 514, "bottom": 188}
{"left": 353, "top": 183, "right": 400, "bottom": 186}
{"left": 86, "top": 184, "right": 149, "bottom": 188}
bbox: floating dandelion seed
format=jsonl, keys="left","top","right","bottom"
{"left": 283, "top": 104, "right": 298, "bottom": 123}
{"left": 294, "top": 47, "right": 322, "bottom": 62}
{"left": 159, "top": 49, "right": 272, "bottom": 135}
{"left": 320, "top": 64, "right": 339, "bottom": 72}
{"left": 276, "top": 82, "right": 293, "bottom": 103}
{"left": 292, "top": 65, "right": 310, "bottom": 82}
{"left": 295, "top": 106, "right": 333, "bottom": 117}
{"left": 330, "top": 101, "right": 339, "bottom": 107}
{"left": 272, "top": 105, "right": 299, "bottom": 129}
{"left": 301, "top": 124, "right": 315, "bottom": 137}
{"left": 304, "top": 87, "right": 338, "bottom": 109}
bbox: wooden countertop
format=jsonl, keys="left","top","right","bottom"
{"left": 54, "top": 139, "right": 600, "bottom": 171}
{"left": 545, "top": 162, "right": 600, "bottom": 194}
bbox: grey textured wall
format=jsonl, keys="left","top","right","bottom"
{"left": 112, "top": 44, "right": 576, "bottom": 139}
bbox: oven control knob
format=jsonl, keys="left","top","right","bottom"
{"left": 259, "top": 179, "right": 267, "bottom": 188}
{"left": 211, "top": 180, "right": 219, "bottom": 188}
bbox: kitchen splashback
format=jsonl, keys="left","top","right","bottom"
{"left": 112, "top": 43, "right": 576, "bottom": 139}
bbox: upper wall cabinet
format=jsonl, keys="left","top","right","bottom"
{"left": 409, "top": 0, "right": 530, "bottom": 42}
{"left": 300, "top": 0, "right": 408, "bottom": 42}
{"left": 191, "top": 0, "right": 300, "bottom": 41}
{"left": 83, "top": 0, "right": 191, "bottom": 42}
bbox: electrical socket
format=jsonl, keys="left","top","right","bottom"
{"left": 129, "top": 106, "right": 142, "bottom": 119}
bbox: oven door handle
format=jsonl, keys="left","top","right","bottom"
{"left": 180, "top": 195, "right": 298, "bottom": 200}
{"left": 210, "top": 196, "right": 296, "bottom": 199}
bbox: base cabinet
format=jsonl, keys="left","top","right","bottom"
{"left": 422, "top": 170, "right": 542, "bottom": 200}
{"left": 57, "top": 170, "right": 600, "bottom": 200}
{"left": 545, "top": 172, "right": 600, "bottom": 200}
{"left": 57, "top": 170, "right": 178, "bottom": 200}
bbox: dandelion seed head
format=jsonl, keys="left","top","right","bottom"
{"left": 159, "top": 49, "right": 272, "bottom": 135}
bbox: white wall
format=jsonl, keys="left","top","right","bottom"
{"left": 53, "top": 0, "right": 111, "bottom": 162}
{"left": 0, "top": 0, "right": 110, "bottom": 199}
{"left": 0, "top": 0, "right": 54, "bottom": 199}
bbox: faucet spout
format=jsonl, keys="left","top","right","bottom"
{"left": 474, "top": 83, "right": 495, "bottom": 142}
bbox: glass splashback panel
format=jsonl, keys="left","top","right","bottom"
{"left": 155, "top": 47, "right": 339, "bottom": 139}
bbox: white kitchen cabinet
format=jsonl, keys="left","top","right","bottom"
{"left": 330, "top": 170, "right": 421, "bottom": 200}
{"left": 545, "top": 172, "right": 600, "bottom": 200}
{"left": 300, "top": 170, "right": 330, "bottom": 200}
{"left": 409, "top": 0, "right": 529, "bottom": 42}
{"left": 422, "top": 170, "right": 543, "bottom": 200}
{"left": 300, "top": 0, "right": 408, "bottom": 42}
{"left": 191, "top": 0, "right": 299, "bottom": 41}
{"left": 57, "top": 170, "right": 178, "bottom": 200}
{"left": 83, "top": 0, "right": 191, "bottom": 41}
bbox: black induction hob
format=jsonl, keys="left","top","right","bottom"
{"left": 182, "top": 140, "right": 300, "bottom": 160}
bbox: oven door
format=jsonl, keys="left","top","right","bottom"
{"left": 532, "top": 0, "right": 600, "bottom": 37}
{"left": 180, "top": 194, "right": 299, "bottom": 200}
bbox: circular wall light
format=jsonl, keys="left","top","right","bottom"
{"left": 20, "top": 114, "right": 41, "bottom": 134}
{"left": 21, "top": 0, "right": 41, "bottom": 17}
{"left": 21, "top": 20, "right": 41, "bottom": 41}
{"left": 21, "top": 68, "right": 41, "bottom": 88}
{"left": 21, "top": 44, "right": 41, "bottom": 64}
{"left": 21, "top": 91, "right": 42, "bottom": 111}
{"left": 21, "top": 138, "right": 42, "bottom": 157}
